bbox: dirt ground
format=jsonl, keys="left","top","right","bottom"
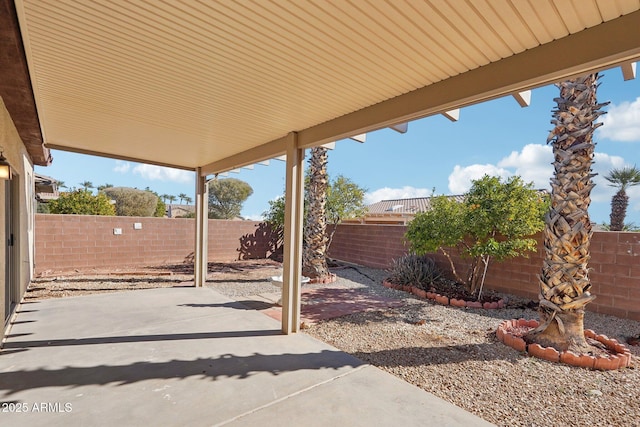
{"left": 27, "top": 259, "right": 284, "bottom": 301}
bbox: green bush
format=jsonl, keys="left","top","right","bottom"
{"left": 387, "top": 254, "right": 442, "bottom": 287}
{"left": 48, "top": 189, "right": 115, "bottom": 215}
{"left": 102, "top": 187, "right": 158, "bottom": 217}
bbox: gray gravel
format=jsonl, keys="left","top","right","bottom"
{"left": 213, "top": 265, "right": 640, "bottom": 427}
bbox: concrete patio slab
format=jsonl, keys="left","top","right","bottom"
{"left": 0, "top": 287, "right": 494, "bottom": 426}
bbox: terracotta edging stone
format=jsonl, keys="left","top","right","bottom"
{"left": 497, "top": 319, "right": 632, "bottom": 371}
{"left": 381, "top": 281, "right": 504, "bottom": 310}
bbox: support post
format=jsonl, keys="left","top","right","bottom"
{"left": 194, "top": 168, "right": 208, "bottom": 287}
{"left": 281, "top": 132, "right": 304, "bottom": 334}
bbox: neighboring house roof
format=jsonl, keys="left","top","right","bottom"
{"left": 34, "top": 173, "right": 59, "bottom": 202}
{"left": 166, "top": 204, "right": 195, "bottom": 218}
{"left": 347, "top": 191, "right": 548, "bottom": 225}
{"left": 366, "top": 196, "right": 466, "bottom": 216}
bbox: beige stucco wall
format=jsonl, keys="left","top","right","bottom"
{"left": 0, "top": 96, "right": 35, "bottom": 332}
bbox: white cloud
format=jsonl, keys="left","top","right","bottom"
{"left": 113, "top": 160, "right": 131, "bottom": 173}
{"left": 447, "top": 164, "right": 511, "bottom": 194}
{"left": 590, "top": 152, "right": 627, "bottom": 203}
{"left": 600, "top": 97, "right": 640, "bottom": 142}
{"left": 364, "top": 186, "right": 432, "bottom": 205}
{"left": 132, "top": 164, "right": 193, "bottom": 184}
{"left": 447, "top": 144, "right": 630, "bottom": 213}
{"left": 497, "top": 144, "right": 553, "bottom": 189}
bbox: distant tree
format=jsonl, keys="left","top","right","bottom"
{"left": 159, "top": 194, "right": 169, "bottom": 203}
{"left": 79, "top": 181, "right": 94, "bottom": 191}
{"left": 48, "top": 189, "right": 115, "bottom": 215}
{"left": 604, "top": 165, "right": 640, "bottom": 231}
{"left": 97, "top": 183, "right": 114, "bottom": 192}
{"left": 178, "top": 193, "right": 187, "bottom": 204}
{"left": 184, "top": 195, "right": 193, "bottom": 205}
{"left": 154, "top": 197, "right": 167, "bottom": 217}
{"left": 102, "top": 187, "right": 158, "bottom": 217}
{"left": 57, "top": 180, "right": 67, "bottom": 190}
{"left": 167, "top": 195, "right": 177, "bottom": 204}
{"left": 208, "top": 178, "right": 253, "bottom": 219}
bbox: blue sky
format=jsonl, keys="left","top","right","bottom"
{"left": 36, "top": 67, "right": 640, "bottom": 227}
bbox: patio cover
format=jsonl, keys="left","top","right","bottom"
{"left": 4, "top": 0, "right": 640, "bottom": 333}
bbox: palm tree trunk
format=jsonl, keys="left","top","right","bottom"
{"left": 609, "top": 190, "right": 628, "bottom": 231}
{"left": 525, "top": 73, "right": 607, "bottom": 353}
{"left": 302, "top": 147, "right": 330, "bottom": 279}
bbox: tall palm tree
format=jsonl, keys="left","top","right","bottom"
{"left": 526, "top": 73, "right": 608, "bottom": 353}
{"left": 167, "top": 195, "right": 177, "bottom": 204}
{"left": 604, "top": 166, "right": 640, "bottom": 231}
{"left": 302, "top": 147, "right": 330, "bottom": 279}
{"left": 178, "top": 193, "right": 187, "bottom": 204}
{"left": 79, "top": 181, "right": 94, "bottom": 191}
{"left": 184, "top": 196, "right": 193, "bottom": 205}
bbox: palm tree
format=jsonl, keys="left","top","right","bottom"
{"left": 302, "top": 147, "right": 330, "bottom": 280}
{"left": 184, "top": 196, "right": 193, "bottom": 205}
{"left": 79, "top": 181, "right": 94, "bottom": 191}
{"left": 97, "top": 183, "right": 113, "bottom": 192}
{"left": 525, "top": 73, "right": 608, "bottom": 353}
{"left": 160, "top": 194, "right": 170, "bottom": 203}
{"left": 167, "top": 195, "right": 177, "bottom": 204}
{"left": 604, "top": 166, "right": 640, "bottom": 231}
{"left": 178, "top": 193, "right": 187, "bottom": 204}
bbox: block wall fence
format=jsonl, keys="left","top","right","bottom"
{"left": 329, "top": 224, "right": 640, "bottom": 321}
{"left": 34, "top": 215, "right": 639, "bottom": 320}
{"left": 35, "top": 214, "right": 278, "bottom": 273}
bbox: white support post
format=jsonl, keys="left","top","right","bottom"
{"left": 194, "top": 168, "right": 209, "bottom": 287}
{"left": 281, "top": 132, "right": 304, "bottom": 334}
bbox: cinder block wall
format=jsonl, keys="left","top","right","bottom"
{"left": 329, "top": 224, "right": 640, "bottom": 321}
{"left": 35, "top": 214, "right": 277, "bottom": 273}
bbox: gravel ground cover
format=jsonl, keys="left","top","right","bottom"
{"left": 26, "top": 260, "right": 640, "bottom": 427}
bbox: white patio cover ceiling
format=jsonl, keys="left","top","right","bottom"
{"left": 15, "top": 0, "right": 640, "bottom": 174}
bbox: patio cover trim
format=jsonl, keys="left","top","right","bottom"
{"left": 201, "top": 9, "right": 640, "bottom": 176}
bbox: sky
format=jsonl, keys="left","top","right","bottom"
{"left": 35, "top": 66, "right": 640, "bottom": 227}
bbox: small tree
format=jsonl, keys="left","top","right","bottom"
{"left": 102, "top": 187, "right": 158, "bottom": 217}
{"left": 208, "top": 178, "right": 253, "bottom": 219}
{"left": 325, "top": 175, "right": 366, "bottom": 249}
{"left": 406, "top": 175, "right": 548, "bottom": 298}
{"left": 154, "top": 195, "right": 167, "bottom": 217}
{"left": 263, "top": 175, "right": 366, "bottom": 255}
{"left": 48, "top": 189, "right": 115, "bottom": 215}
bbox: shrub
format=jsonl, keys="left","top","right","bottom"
{"left": 48, "top": 189, "right": 116, "bottom": 215}
{"left": 387, "top": 254, "right": 441, "bottom": 287}
{"left": 102, "top": 187, "right": 158, "bottom": 217}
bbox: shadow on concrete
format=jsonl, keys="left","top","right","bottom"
{"left": 2, "top": 329, "right": 282, "bottom": 349}
{"left": 0, "top": 349, "right": 363, "bottom": 396}
{"left": 352, "top": 343, "right": 520, "bottom": 367}
{"left": 180, "top": 301, "right": 276, "bottom": 310}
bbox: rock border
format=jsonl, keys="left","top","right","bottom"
{"left": 382, "top": 280, "right": 504, "bottom": 309}
{"left": 497, "top": 319, "right": 633, "bottom": 370}
{"left": 308, "top": 273, "right": 337, "bottom": 284}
